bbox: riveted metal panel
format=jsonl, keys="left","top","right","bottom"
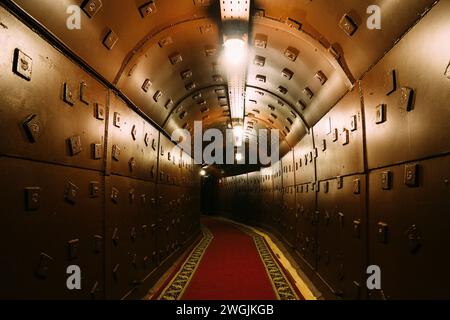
{"left": 0, "top": 157, "right": 104, "bottom": 299}
{"left": 362, "top": 1, "right": 450, "bottom": 169}
{"left": 272, "top": 160, "right": 283, "bottom": 190}
{"left": 247, "top": 18, "right": 351, "bottom": 130}
{"left": 254, "top": 0, "right": 436, "bottom": 80}
{"left": 156, "top": 184, "right": 184, "bottom": 263}
{"left": 314, "top": 86, "right": 364, "bottom": 180}
{"left": 108, "top": 94, "right": 158, "bottom": 181}
{"left": 158, "top": 134, "right": 181, "bottom": 186}
{"left": 260, "top": 167, "right": 274, "bottom": 226}
{"left": 105, "top": 175, "right": 156, "bottom": 299}
{"left": 245, "top": 171, "right": 261, "bottom": 224}
{"left": 368, "top": 156, "right": 450, "bottom": 299}
{"left": 281, "top": 186, "right": 296, "bottom": 246}
{"left": 293, "top": 132, "right": 316, "bottom": 185}
{"left": 281, "top": 150, "right": 295, "bottom": 187}
{"left": 117, "top": 18, "right": 222, "bottom": 126}
{"left": 0, "top": 9, "right": 107, "bottom": 171}
{"left": 11, "top": 0, "right": 214, "bottom": 83}
{"left": 294, "top": 182, "right": 317, "bottom": 269}
{"left": 317, "top": 175, "right": 366, "bottom": 299}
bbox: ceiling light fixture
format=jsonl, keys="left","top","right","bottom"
{"left": 233, "top": 124, "right": 244, "bottom": 147}
{"left": 220, "top": 0, "right": 250, "bottom": 130}
{"left": 224, "top": 38, "right": 247, "bottom": 67}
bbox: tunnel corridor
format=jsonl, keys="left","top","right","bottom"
{"left": 152, "top": 217, "right": 306, "bottom": 300}
{"left": 0, "top": 0, "right": 449, "bottom": 301}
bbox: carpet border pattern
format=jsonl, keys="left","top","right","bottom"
{"left": 158, "top": 226, "right": 213, "bottom": 300}
{"left": 234, "top": 224, "right": 299, "bottom": 300}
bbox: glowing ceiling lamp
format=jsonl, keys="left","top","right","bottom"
{"left": 233, "top": 125, "right": 244, "bottom": 147}
{"left": 220, "top": 0, "right": 250, "bottom": 127}
{"left": 224, "top": 38, "right": 247, "bottom": 67}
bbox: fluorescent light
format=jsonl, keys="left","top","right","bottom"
{"left": 233, "top": 125, "right": 244, "bottom": 147}
{"left": 233, "top": 125, "right": 243, "bottom": 138}
{"left": 222, "top": 37, "right": 248, "bottom": 121}
{"left": 224, "top": 38, "right": 247, "bottom": 67}
{"left": 220, "top": 0, "right": 250, "bottom": 123}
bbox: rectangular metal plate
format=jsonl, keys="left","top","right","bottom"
{"left": 95, "top": 104, "right": 105, "bottom": 120}
{"left": 80, "top": 82, "right": 89, "bottom": 105}
{"left": 92, "top": 143, "right": 102, "bottom": 160}
{"left": 69, "top": 135, "right": 82, "bottom": 155}
{"left": 25, "top": 187, "right": 40, "bottom": 211}
{"left": 404, "top": 164, "right": 419, "bottom": 187}
{"left": 63, "top": 82, "right": 75, "bottom": 106}
{"left": 13, "top": 48, "right": 32, "bottom": 81}
{"left": 23, "top": 114, "right": 43, "bottom": 143}
{"left": 103, "top": 29, "right": 119, "bottom": 50}
{"left": 82, "top": 0, "right": 103, "bottom": 18}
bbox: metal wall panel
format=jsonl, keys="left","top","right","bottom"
{"left": 246, "top": 171, "right": 261, "bottom": 224}
{"left": 293, "top": 132, "right": 316, "bottom": 185}
{"left": 118, "top": 18, "right": 222, "bottom": 126}
{"left": 259, "top": 167, "right": 273, "bottom": 226}
{"left": 281, "top": 186, "right": 296, "bottom": 246}
{"left": 156, "top": 184, "right": 180, "bottom": 263}
{"left": 362, "top": 0, "right": 450, "bottom": 169}
{"left": 105, "top": 175, "right": 157, "bottom": 300}
{"left": 109, "top": 93, "right": 158, "bottom": 181}
{"left": 0, "top": 4, "right": 202, "bottom": 300}
{"left": 281, "top": 150, "right": 295, "bottom": 187}
{"left": 314, "top": 86, "right": 364, "bottom": 180}
{"left": 272, "top": 160, "right": 283, "bottom": 190}
{"left": 0, "top": 157, "right": 104, "bottom": 299}
{"left": 368, "top": 156, "right": 450, "bottom": 299}
{"left": 254, "top": 0, "right": 435, "bottom": 80}
{"left": 294, "top": 182, "right": 317, "bottom": 269}
{"left": 211, "top": 0, "right": 449, "bottom": 301}
{"left": 158, "top": 134, "right": 182, "bottom": 186}
{"left": 248, "top": 18, "right": 352, "bottom": 129}
{"left": 317, "top": 175, "right": 366, "bottom": 299}
{"left": 270, "top": 161, "right": 283, "bottom": 229}
{"left": 0, "top": 8, "right": 107, "bottom": 171}
{"left": 11, "top": 0, "right": 212, "bottom": 84}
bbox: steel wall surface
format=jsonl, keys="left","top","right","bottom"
{"left": 316, "top": 175, "right": 367, "bottom": 299}
{"left": 0, "top": 157, "right": 104, "bottom": 299}
{"left": 0, "top": 8, "right": 107, "bottom": 172}
{"left": 314, "top": 86, "right": 365, "bottom": 180}
{"left": 0, "top": 5, "right": 201, "bottom": 299}
{"left": 368, "top": 157, "right": 450, "bottom": 299}
{"left": 362, "top": 0, "right": 450, "bottom": 169}
{"left": 215, "top": 1, "right": 450, "bottom": 299}
{"left": 293, "top": 133, "right": 316, "bottom": 185}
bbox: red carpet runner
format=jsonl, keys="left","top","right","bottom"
{"left": 156, "top": 217, "right": 302, "bottom": 300}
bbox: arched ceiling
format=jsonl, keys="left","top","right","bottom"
{"left": 10, "top": 0, "right": 436, "bottom": 156}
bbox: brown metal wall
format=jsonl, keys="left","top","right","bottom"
{"left": 216, "top": 1, "right": 450, "bottom": 299}
{"left": 0, "top": 6, "right": 200, "bottom": 299}
{"left": 1, "top": 0, "right": 449, "bottom": 301}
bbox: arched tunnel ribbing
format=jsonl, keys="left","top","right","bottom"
{"left": 0, "top": 0, "right": 449, "bottom": 300}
